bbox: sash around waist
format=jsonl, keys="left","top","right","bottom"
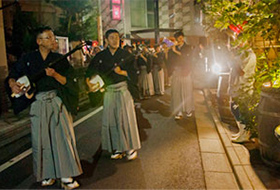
{"left": 106, "top": 81, "right": 128, "bottom": 92}
{"left": 35, "top": 90, "right": 57, "bottom": 101}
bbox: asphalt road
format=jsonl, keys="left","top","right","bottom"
{"left": 0, "top": 89, "right": 206, "bottom": 189}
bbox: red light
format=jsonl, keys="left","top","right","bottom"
{"left": 112, "top": 5, "right": 121, "bottom": 20}
{"left": 92, "top": 40, "right": 98, "bottom": 47}
{"left": 229, "top": 21, "right": 247, "bottom": 35}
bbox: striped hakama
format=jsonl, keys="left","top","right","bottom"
{"left": 147, "top": 72, "right": 155, "bottom": 96}
{"left": 30, "top": 90, "right": 82, "bottom": 181}
{"left": 102, "top": 81, "right": 141, "bottom": 152}
{"left": 138, "top": 65, "right": 151, "bottom": 97}
{"left": 171, "top": 68, "right": 194, "bottom": 115}
{"left": 153, "top": 65, "right": 165, "bottom": 95}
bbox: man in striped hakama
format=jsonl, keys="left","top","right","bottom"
{"left": 170, "top": 31, "right": 195, "bottom": 120}
{"left": 86, "top": 29, "right": 141, "bottom": 161}
{"left": 7, "top": 26, "right": 82, "bottom": 189}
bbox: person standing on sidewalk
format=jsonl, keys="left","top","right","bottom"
{"left": 170, "top": 31, "right": 195, "bottom": 120}
{"left": 229, "top": 43, "right": 256, "bottom": 143}
{"left": 7, "top": 26, "right": 82, "bottom": 189}
{"left": 85, "top": 29, "right": 141, "bottom": 160}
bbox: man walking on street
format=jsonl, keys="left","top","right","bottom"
{"left": 170, "top": 31, "right": 195, "bottom": 119}
{"left": 85, "top": 29, "right": 141, "bottom": 160}
{"left": 7, "top": 26, "right": 82, "bottom": 189}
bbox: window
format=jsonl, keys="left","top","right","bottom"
{"left": 130, "top": 0, "right": 154, "bottom": 28}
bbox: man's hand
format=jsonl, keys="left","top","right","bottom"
{"left": 45, "top": 67, "right": 57, "bottom": 77}
{"left": 9, "top": 79, "right": 24, "bottom": 94}
{"left": 45, "top": 67, "right": 67, "bottom": 85}
{"left": 114, "top": 66, "right": 128, "bottom": 76}
{"left": 86, "top": 77, "right": 100, "bottom": 92}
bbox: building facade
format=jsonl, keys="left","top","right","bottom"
{"left": 100, "top": 0, "right": 206, "bottom": 46}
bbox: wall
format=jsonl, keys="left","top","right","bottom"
{"left": 0, "top": 0, "right": 9, "bottom": 114}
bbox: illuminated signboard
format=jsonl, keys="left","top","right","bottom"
{"left": 112, "top": 5, "right": 121, "bottom": 20}
{"left": 111, "top": 0, "right": 121, "bottom": 20}
{"left": 112, "top": 0, "right": 121, "bottom": 4}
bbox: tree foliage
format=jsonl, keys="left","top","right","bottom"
{"left": 200, "top": 0, "right": 280, "bottom": 135}
{"left": 46, "top": 0, "right": 99, "bottom": 41}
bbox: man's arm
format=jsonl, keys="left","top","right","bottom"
{"left": 45, "top": 67, "right": 66, "bottom": 85}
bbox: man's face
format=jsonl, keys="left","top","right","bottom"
{"left": 106, "top": 32, "right": 120, "bottom": 50}
{"left": 37, "top": 30, "right": 56, "bottom": 50}
{"left": 176, "top": 35, "right": 185, "bottom": 45}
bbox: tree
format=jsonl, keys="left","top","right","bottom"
{"left": 46, "top": 0, "right": 99, "bottom": 41}
{"left": 200, "top": 0, "right": 280, "bottom": 136}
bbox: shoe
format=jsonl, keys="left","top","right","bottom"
{"left": 126, "top": 150, "right": 137, "bottom": 161}
{"left": 174, "top": 115, "right": 183, "bottom": 120}
{"left": 61, "top": 178, "right": 79, "bottom": 189}
{"left": 232, "top": 131, "right": 250, "bottom": 143}
{"left": 186, "top": 112, "right": 192, "bottom": 117}
{"left": 111, "top": 151, "right": 124, "bottom": 160}
{"left": 41, "top": 178, "right": 55, "bottom": 187}
{"left": 175, "top": 112, "right": 183, "bottom": 120}
{"left": 231, "top": 122, "right": 245, "bottom": 140}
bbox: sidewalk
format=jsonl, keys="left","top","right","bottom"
{"left": 204, "top": 88, "right": 280, "bottom": 189}
{"left": 194, "top": 89, "right": 239, "bottom": 189}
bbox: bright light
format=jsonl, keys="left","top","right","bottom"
{"left": 262, "top": 81, "right": 272, "bottom": 88}
{"left": 275, "top": 125, "right": 280, "bottom": 141}
{"left": 211, "top": 63, "right": 222, "bottom": 74}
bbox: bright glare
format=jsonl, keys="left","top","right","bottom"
{"left": 211, "top": 63, "right": 222, "bottom": 75}
{"left": 275, "top": 125, "right": 280, "bottom": 141}
{"left": 262, "top": 82, "right": 272, "bottom": 88}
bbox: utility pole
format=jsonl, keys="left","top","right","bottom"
{"left": 154, "top": 0, "right": 159, "bottom": 44}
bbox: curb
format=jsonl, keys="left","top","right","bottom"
{"left": 203, "top": 88, "right": 266, "bottom": 190}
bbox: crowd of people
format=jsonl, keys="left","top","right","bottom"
{"left": 6, "top": 24, "right": 256, "bottom": 189}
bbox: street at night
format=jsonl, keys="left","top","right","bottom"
{"left": 1, "top": 88, "right": 207, "bottom": 189}
{"left": 1, "top": 0, "right": 280, "bottom": 189}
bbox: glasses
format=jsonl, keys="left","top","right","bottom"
{"left": 40, "top": 36, "right": 56, "bottom": 40}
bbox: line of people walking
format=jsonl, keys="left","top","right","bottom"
{"left": 6, "top": 26, "right": 195, "bottom": 189}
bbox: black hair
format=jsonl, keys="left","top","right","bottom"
{"left": 154, "top": 44, "right": 160, "bottom": 49}
{"left": 174, "top": 31, "right": 184, "bottom": 39}
{"left": 35, "top": 26, "right": 53, "bottom": 38}
{"left": 105, "top": 29, "right": 119, "bottom": 39}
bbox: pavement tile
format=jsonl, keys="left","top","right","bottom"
{"left": 201, "top": 153, "right": 232, "bottom": 172}
{"left": 234, "top": 165, "right": 253, "bottom": 189}
{"left": 234, "top": 146, "right": 251, "bottom": 165}
{"left": 227, "top": 147, "right": 241, "bottom": 165}
{"left": 199, "top": 139, "right": 224, "bottom": 153}
{"left": 216, "top": 121, "right": 226, "bottom": 134}
{"left": 196, "top": 118, "right": 216, "bottom": 129}
{"left": 197, "top": 127, "right": 219, "bottom": 140}
{"left": 243, "top": 165, "right": 266, "bottom": 189}
{"left": 220, "top": 133, "right": 233, "bottom": 147}
{"left": 204, "top": 171, "right": 239, "bottom": 189}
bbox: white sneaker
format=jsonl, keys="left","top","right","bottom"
{"left": 186, "top": 112, "right": 192, "bottom": 117}
{"left": 126, "top": 150, "right": 137, "bottom": 161}
{"left": 61, "top": 178, "right": 80, "bottom": 189}
{"left": 174, "top": 115, "right": 183, "bottom": 120}
{"left": 175, "top": 112, "right": 183, "bottom": 120}
{"left": 232, "top": 131, "right": 250, "bottom": 143}
{"left": 111, "top": 151, "right": 124, "bottom": 160}
{"left": 41, "top": 178, "right": 55, "bottom": 187}
{"left": 231, "top": 122, "right": 245, "bottom": 140}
